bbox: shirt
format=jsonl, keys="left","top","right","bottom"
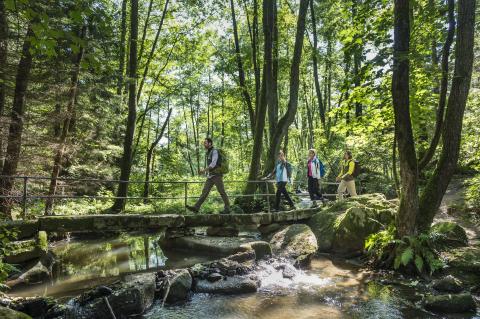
{"left": 276, "top": 162, "right": 289, "bottom": 182}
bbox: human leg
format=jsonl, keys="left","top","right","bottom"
{"left": 213, "top": 175, "right": 230, "bottom": 212}
{"left": 337, "top": 180, "right": 348, "bottom": 200}
{"left": 346, "top": 180, "right": 357, "bottom": 197}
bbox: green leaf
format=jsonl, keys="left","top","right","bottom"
{"left": 414, "top": 255, "right": 424, "bottom": 272}
{"left": 401, "top": 247, "right": 414, "bottom": 266}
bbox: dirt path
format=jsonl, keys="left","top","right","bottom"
{"left": 434, "top": 176, "right": 479, "bottom": 245}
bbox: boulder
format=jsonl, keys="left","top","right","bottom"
{"left": 239, "top": 241, "right": 272, "bottom": 260}
{"left": 194, "top": 276, "right": 259, "bottom": 294}
{"left": 424, "top": 293, "right": 476, "bottom": 313}
{"left": 332, "top": 207, "right": 395, "bottom": 254}
{"left": 307, "top": 211, "right": 340, "bottom": 252}
{"left": 165, "top": 269, "right": 192, "bottom": 303}
{"left": 431, "top": 275, "right": 463, "bottom": 293}
{"left": 430, "top": 222, "right": 469, "bottom": 249}
{"left": 206, "top": 226, "right": 239, "bottom": 237}
{"left": 441, "top": 246, "right": 480, "bottom": 273}
{"left": 308, "top": 194, "right": 397, "bottom": 255}
{"left": 160, "top": 235, "right": 258, "bottom": 255}
{"left": 270, "top": 224, "right": 318, "bottom": 266}
{"left": 4, "top": 231, "right": 48, "bottom": 264}
{"left": 0, "top": 306, "right": 31, "bottom": 319}
{"left": 10, "top": 297, "right": 55, "bottom": 319}
{"left": 69, "top": 273, "right": 156, "bottom": 319}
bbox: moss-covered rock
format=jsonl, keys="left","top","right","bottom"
{"left": 430, "top": 222, "right": 468, "bottom": 249}
{"left": 431, "top": 275, "right": 463, "bottom": 293}
{"left": 333, "top": 207, "right": 396, "bottom": 254}
{"left": 270, "top": 224, "right": 318, "bottom": 266}
{"left": 0, "top": 307, "right": 32, "bottom": 319}
{"left": 441, "top": 246, "right": 480, "bottom": 273}
{"left": 307, "top": 193, "right": 397, "bottom": 255}
{"left": 424, "top": 293, "right": 476, "bottom": 313}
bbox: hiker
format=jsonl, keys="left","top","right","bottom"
{"left": 307, "top": 149, "right": 325, "bottom": 207}
{"left": 186, "top": 138, "right": 230, "bottom": 214}
{"left": 336, "top": 150, "right": 357, "bottom": 200}
{"left": 267, "top": 150, "right": 296, "bottom": 211}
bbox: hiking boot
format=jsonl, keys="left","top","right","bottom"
{"left": 186, "top": 205, "right": 199, "bottom": 213}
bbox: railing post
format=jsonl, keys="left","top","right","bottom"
{"left": 184, "top": 182, "right": 187, "bottom": 213}
{"left": 22, "top": 176, "right": 28, "bottom": 219}
{"left": 265, "top": 181, "right": 270, "bottom": 213}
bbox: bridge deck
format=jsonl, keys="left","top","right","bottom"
{"left": 3, "top": 207, "right": 321, "bottom": 237}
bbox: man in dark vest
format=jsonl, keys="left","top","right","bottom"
{"left": 186, "top": 138, "right": 230, "bottom": 214}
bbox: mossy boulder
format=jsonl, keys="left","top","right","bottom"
{"left": 431, "top": 275, "right": 463, "bottom": 293}
{"left": 308, "top": 193, "right": 397, "bottom": 255}
{"left": 270, "top": 224, "right": 318, "bottom": 266}
{"left": 424, "top": 293, "right": 476, "bottom": 313}
{"left": 0, "top": 307, "right": 32, "bottom": 319}
{"left": 441, "top": 246, "right": 480, "bottom": 273}
{"left": 430, "top": 222, "right": 468, "bottom": 249}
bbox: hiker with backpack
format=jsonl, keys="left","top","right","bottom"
{"left": 307, "top": 149, "right": 326, "bottom": 207}
{"left": 336, "top": 150, "right": 358, "bottom": 200}
{"left": 266, "top": 150, "right": 296, "bottom": 211}
{"left": 186, "top": 138, "right": 230, "bottom": 214}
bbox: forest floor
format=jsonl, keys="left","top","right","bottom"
{"left": 434, "top": 175, "right": 479, "bottom": 245}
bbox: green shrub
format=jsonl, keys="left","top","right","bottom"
{"left": 0, "top": 226, "right": 18, "bottom": 290}
{"left": 365, "top": 226, "right": 444, "bottom": 275}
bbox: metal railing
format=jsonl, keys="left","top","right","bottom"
{"left": 0, "top": 175, "right": 359, "bottom": 217}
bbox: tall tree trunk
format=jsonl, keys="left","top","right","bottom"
{"left": 418, "top": 0, "right": 455, "bottom": 171}
{"left": 143, "top": 108, "right": 171, "bottom": 202}
{"left": 244, "top": 0, "right": 274, "bottom": 196}
{"left": 268, "top": 1, "right": 279, "bottom": 144}
{"left": 392, "top": 0, "right": 418, "bottom": 238}
{"left": 0, "top": 26, "right": 34, "bottom": 218}
{"left": 417, "top": 0, "right": 476, "bottom": 232}
{"left": 137, "top": 0, "right": 154, "bottom": 63}
{"left": 230, "top": 0, "right": 255, "bottom": 131}
{"left": 265, "top": 0, "right": 309, "bottom": 175}
{"left": 0, "top": 0, "right": 8, "bottom": 172}
{"left": 44, "top": 26, "right": 86, "bottom": 215}
{"left": 117, "top": 0, "right": 128, "bottom": 96}
{"left": 112, "top": 0, "right": 138, "bottom": 212}
{"left": 136, "top": 0, "right": 169, "bottom": 103}
{"left": 309, "top": 0, "right": 325, "bottom": 128}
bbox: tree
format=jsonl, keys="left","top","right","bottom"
{"left": 392, "top": 0, "right": 418, "bottom": 237}
{"left": 0, "top": 25, "right": 35, "bottom": 218}
{"left": 44, "top": 26, "right": 87, "bottom": 215}
{"left": 112, "top": 0, "right": 138, "bottom": 212}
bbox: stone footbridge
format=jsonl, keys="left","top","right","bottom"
{"left": 4, "top": 208, "right": 321, "bottom": 239}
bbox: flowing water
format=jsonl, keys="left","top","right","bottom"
{"left": 7, "top": 233, "right": 480, "bottom": 318}
{"left": 145, "top": 257, "right": 480, "bottom": 319}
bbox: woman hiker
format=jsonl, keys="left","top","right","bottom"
{"left": 336, "top": 150, "right": 357, "bottom": 200}
{"left": 307, "top": 149, "right": 326, "bottom": 207}
{"left": 267, "top": 150, "right": 296, "bottom": 211}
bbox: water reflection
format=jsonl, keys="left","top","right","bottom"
{"left": 9, "top": 233, "right": 219, "bottom": 298}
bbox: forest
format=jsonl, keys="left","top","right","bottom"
{"left": 0, "top": 0, "right": 479, "bottom": 318}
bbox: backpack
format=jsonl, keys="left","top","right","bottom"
{"left": 319, "top": 160, "right": 326, "bottom": 177}
{"left": 351, "top": 160, "right": 361, "bottom": 178}
{"left": 212, "top": 149, "right": 229, "bottom": 174}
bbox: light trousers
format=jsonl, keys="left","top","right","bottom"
{"left": 337, "top": 179, "right": 357, "bottom": 200}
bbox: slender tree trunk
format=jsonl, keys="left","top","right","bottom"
{"left": 0, "top": 0, "right": 7, "bottom": 116}
{"left": 0, "top": 0, "right": 8, "bottom": 172}
{"left": 392, "top": 0, "right": 418, "bottom": 238}
{"left": 417, "top": 0, "right": 476, "bottom": 232}
{"left": 268, "top": 1, "right": 279, "bottom": 144}
{"left": 0, "top": 26, "right": 34, "bottom": 218}
{"left": 117, "top": 0, "right": 128, "bottom": 96}
{"left": 310, "top": 0, "right": 325, "bottom": 128}
{"left": 136, "top": 0, "right": 169, "bottom": 103}
{"left": 418, "top": 0, "right": 455, "bottom": 171}
{"left": 138, "top": 0, "right": 154, "bottom": 63}
{"left": 143, "top": 108, "right": 171, "bottom": 202}
{"left": 244, "top": 0, "right": 274, "bottom": 196}
{"left": 230, "top": 0, "right": 255, "bottom": 132}
{"left": 44, "top": 26, "right": 86, "bottom": 215}
{"left": 112, "top": 0, "right": 138, "bottom": 212}
{"left": 265, "top": 0, "right": 309, "bottom": 175}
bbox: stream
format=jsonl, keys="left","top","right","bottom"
{"left": 7, "top": 233, "right": 480, "bottom": 318}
